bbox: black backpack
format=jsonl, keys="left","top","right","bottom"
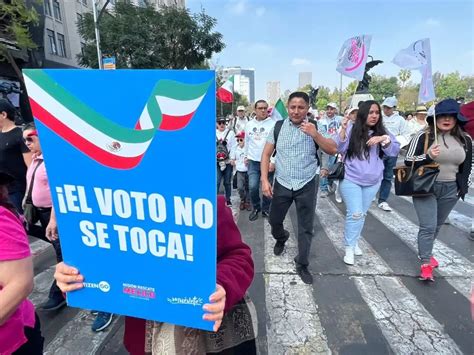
{"left": 273, "top": 118, "right": 320, "bottom": 166}
{"left": 216, "top": 130, "right": 231, "bottom": 162}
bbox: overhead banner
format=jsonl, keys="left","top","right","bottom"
{"left": 24, "top": 69, "right": 217, "bottom": 331}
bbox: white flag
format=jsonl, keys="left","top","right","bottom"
{"left": 336, "top": 35, "right": 372, "bottom": 81}
{"left": 392, "top": 38, "right": 435, "bottom": 103}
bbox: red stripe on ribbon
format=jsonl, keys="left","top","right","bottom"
{"left": 159, "top": 112, "right": 195, "bottom": 131}
{"left": 29, "top": 98, "right": 144, "bottom": 170}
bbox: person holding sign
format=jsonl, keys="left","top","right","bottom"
{"left": 54, "top": 195, "right": 257, "bottom": 354}
{"left": 405, "top": 99, "right": 472, "bottom": 281}
{"left": 0, "top": 170, "right": 44, "bottom": 354}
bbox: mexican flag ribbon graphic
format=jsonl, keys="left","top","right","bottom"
{"left": 24, "top": 70, "right": 212, "bottom": 169}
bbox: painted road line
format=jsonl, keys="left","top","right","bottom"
{"left": 263, "top": 216, "right": 330, "bottom": 354}
{"left": 318, "top": 198, "right": 462, "bottom": 354}
{"left": 369, "top": 205, "right": 472, "bottom": 299}
{"left": 44, "top": 310, "right": 119, "bottom": 355}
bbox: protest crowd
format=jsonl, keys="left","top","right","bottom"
{"left": 0, "top": 40, "right": 473, "bottom": 355}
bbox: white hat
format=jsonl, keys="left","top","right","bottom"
{"left": 347, "top": 106, "right": 359, "bottom": 114}
{"left": 382, "top": 96, "right": 398, "bottom": 108}
{"left": 327, "top": 102, "right": 338, "bottom": 110}
{"left": 237, "top": 105, "right": 246, "bottom": 111}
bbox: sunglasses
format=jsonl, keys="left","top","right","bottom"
{"left": 217, "top": 122, "right": 226, "bottom": 125}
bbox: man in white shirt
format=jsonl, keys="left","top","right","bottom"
{"left": 378, "top": 97, "right": 410, "bottom": 211}
{"left": 245, "top": 100, "right": 276, "bottom": 221}
{"left": 232, "top": 105, "right": 249, "bottom": 134}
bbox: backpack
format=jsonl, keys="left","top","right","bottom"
{"left": 273, "top": 118, "right": 321, "bottom": 166}
{"left": 216, "top": 130, "right": 231, "bottom": 162}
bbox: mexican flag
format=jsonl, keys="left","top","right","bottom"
{"left": 24, "top": 70, "right": 211, "bottom": 169}
{"left": 271, "top": 99, "right": 288, "bottom": 121}
{"left": 216, "top": 75, "right": 234, "bottom": 103}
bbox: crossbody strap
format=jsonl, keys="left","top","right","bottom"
{"left": 26, "top": 159, "right": 44, "bottom": 204}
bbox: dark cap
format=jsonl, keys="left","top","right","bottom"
{"left": 0, "top": 99, "right": 15, "bottom": 121}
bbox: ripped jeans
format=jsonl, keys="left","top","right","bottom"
{"left": 339, "top": 179, "right": 381, "bottom": 247}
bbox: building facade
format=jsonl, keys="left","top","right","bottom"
{"left": 298, "top": 71, "right": 312, "bottom": 89}
{"left": 221, "top": 67, "right": 255, "bottom": 104}
{"left": 266, "top": 81, "right": 280, "bottom": 105}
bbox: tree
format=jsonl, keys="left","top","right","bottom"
{"left": 397, "top": 83, "right": 419, "bottom": 113}
{"left": 77, "top": 2, "right": 225, "bottom": 69}
{"left": 0, "top": 0, "right": 39, "bottom": 122}
{"left": 315, "top": 86, "right": 330, "bottom": 110}
{"left": 435, "top": 71, "right": 470, "bottom": 100}
{"left": 398, "top": 69, "right": 411, "bottom": 88}
{"left": 369, "top": 75, "right": 399, "bottom": 102}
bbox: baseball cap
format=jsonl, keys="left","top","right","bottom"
{"left": 327, "top": 102, "right": 338, "bottom": 110}
{"left": 382, "top": 97, "right": 398, "bottom": 108}
{"left": 347, "top": 106, "right": 359, "bottom": 115}
{"left": 237, "top": 105, "right": 245, "bottom": 111}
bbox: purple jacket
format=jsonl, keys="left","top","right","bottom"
{"left": 332, "top": 124, "right": 400, "bottom": 186}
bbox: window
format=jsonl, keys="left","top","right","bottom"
{"left": 47, "top": 29, "right": 57, "bottom": 55}
{"left": 44, "top": 0, "right": 52, "bottom": 16}
{"left": 57, "top": 33, "right": 66, "bottom": 57}
{"left": 53, "top": 0, "right": 61, "bottom": 21}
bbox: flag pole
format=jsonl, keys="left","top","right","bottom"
{"left": 339, "top": 73, "right": 343, "bottom": 111}
{"left": 349, "top": 81, "right": 358, "bottom": 108}
{"left": 433, "top": 107, "right": 438, "bottom": 145}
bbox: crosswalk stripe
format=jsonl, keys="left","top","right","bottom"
{"left": 368, "top": 204, "right": 472, "bottom": 299}
{"left": 317, "top": 197, "right": 463, "bottom": 354}
{"left": 463, "top": 193, "right": 474, "bottom": 206}
{"left": 44, "top": 310, "right": 119, "bottom": 355}
{"left": 397, "top": 194, "right": 472, "bottom": 233}
{"left": 263, "top": 214, "right": 330, "bottom": 354}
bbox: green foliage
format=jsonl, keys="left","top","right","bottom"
{"left": 398, "top": 69, "right": 411, "bottom": 88}
{"left": 369, "top": 75, "right": 399, "bottom": 102}
{"left": 77, "top": 2, "right": 224, "bottom": 69}
{"left": 435, "top": 71, "right": 469, "bottom": 100}
{"left": 315, "top": 86, "right": 331, "bottom": 110}
{"left": 0, "top": 0, "right": 39, "bottom": 59}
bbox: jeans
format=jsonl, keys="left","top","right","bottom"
{"left": 378, "top": 156, "right": 398, "bottom": 203}
{"left": 27, "top": 207, "right": 64, "bottom": 300}
{"left": 217, "top": 163, "right": 233, "bottom": 201}
{"left": 269, "top": 176, "right": 318, "bottom": 266}
{"left": 319, "top": 153, "right": 336, "bottom": 192}
{"left": 247, "top": 160, "right": 273, "bottom": 212}
{"left": 339, "top": 179, "right": 381, "bottom": 247}
{"left": 236, "top": 171, "right": 250, "bottom": 202}
{"left": 413, "top": 182, "right": 459, "bottom": 263}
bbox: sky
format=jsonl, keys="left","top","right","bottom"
{"left": 187, "top": 0, "right": 474, "bottom": 101}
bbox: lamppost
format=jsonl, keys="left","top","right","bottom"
{"left": 91, "top": 0, "right": 111, "bottom": 69}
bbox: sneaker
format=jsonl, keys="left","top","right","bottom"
{"left": 261, "top": 210, "right": 269, "bottom": 218}
{"left": 239, "top": 201, "right": 245, "bottom": 210}
{"left": 469, "top": 231, "right": 474, "bottom": 241}
{"left": 41, "top": 296, "right": 66, "bottom": 311}
{"left": 245, "top": 202, "right": 252, "bottom": 211}
{"left": 91, "top": 312, "right": 114, "bottom": 332}
{"left": 296, "top": 265, "right": 313, "bottom": 284}
{"left": 273, "top": 241, "right": 286, "bottom": 256}
{"left": 377, "top": 202, "right": 392, "bottom": 212}
{"left": 90, "top": 310, "right": 99, "bottom": 315}
{"left": 226, "top": 200, "right": 232, "bottom": 207}
{"left": 320, "top": 190, "right": 329, "bottom": 198}
{"left": 354, "top": 243, "right": 363, "bottom": 256}
{"left": 249, "top": 209, "right": 259, "bottom": 221}
{"left": 419, "top": 264, "right": 434, "bottom": 281}
{"left": 430, "top": 256, "right": 439, "bottom": 269}
{"left": 335, "top": 190, "right": 342, "bottom": 203}
{"left": 343, "top": 246, "right": 355, "bottom": 265}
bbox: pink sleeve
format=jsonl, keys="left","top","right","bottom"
{"left": 216, "top": 196, "right": 254, "bottom": 313}
{"left": 0, "top": 208, "right": 31, "bottom": 261}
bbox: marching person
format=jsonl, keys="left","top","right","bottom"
{"left": 0, "top": 170, "right": 44, "bottom": 354}
{"left": 405, "top": 99, "right": 472, "bottom": 281}
{"left": 317, "top": 102, "right": 343, "bottom": 197}
{"left": 0, "top": 99, "right": 32, "bottom": 213}
{"left": 232, "top": 105, "right": 249, "bottom": 134}
{"left": 216, "top": 117, "right": 236, "bottom": 207}
{"left": 245, "top": 100, "right": 276, "bottom": 221}
{"left": 407, "top": 105, "right": 429, "bottom": 139}
{"left": 261, "top": 92, "right": 337, "bottom": 284}
{"left": 54, "top": 195, "right": 257, "bottom": 354}
{"left": 334, "top": 100, "right": 400, "bottom": 265}
{"left": 231, "top": 131, "right": 251, "bottom": 211}
{"left": 378, "top": 96, "right": 411, "bottom": 211}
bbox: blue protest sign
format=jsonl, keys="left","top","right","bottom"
{"left": 24, "top": 69, "right": 217, "bottom": 331}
